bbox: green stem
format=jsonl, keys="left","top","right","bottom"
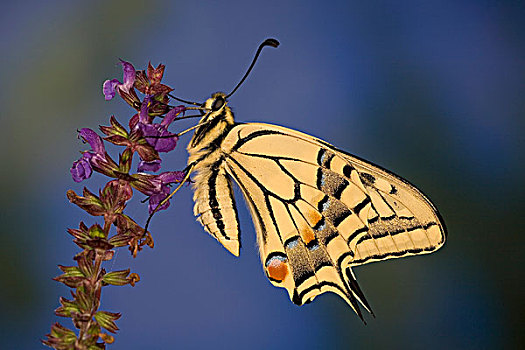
{"left": 77, "top": 247, "right": 105, "bottom": 346}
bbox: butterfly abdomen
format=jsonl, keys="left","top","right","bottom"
{"left": 188, "top": 94, "right": 241, "bottom": 256}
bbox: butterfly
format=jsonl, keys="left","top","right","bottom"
{"left": 182, "top": 39, "right": 446, "bottom": 321}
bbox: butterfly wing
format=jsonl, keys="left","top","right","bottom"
{"left": 219, "top": 122, "right": 446, "bottom": 316}
{"left": 335, "top": 148, "right": 447, "bottom": 266}
{"left": 191, "top": 160, "right": 241, "bottom": 256}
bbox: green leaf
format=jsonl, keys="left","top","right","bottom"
{"left": 67, "top": 189, "right": 106, "bottom": 216}
{"left": 119, "top": 148, "right": 133, "bottom": 173}
{"left": 87, "top": 322, "right": 102, "bottom": 336}
{"left": 114, "top": 214, "right": 145, "bottom": 238}
{"left": 94, "top": 310, "right": 121, "bottom": 333}
{"left": 55, "top": 297, "right": 80, "bottom": 317}
{"left": 75, "top": 289, "right": 93, "bottom": 313}
{"left": 51, "top": 322, "right": 77, "bottom": 339}
{"left": 53, "top": 274, "right": 84, "bottom": 288}
{"left": 57, "top": 265, "right": 84, "bottom": 277}
{"left": 109, "top": 115, "right": 129, "bottom": 137}
{"left": 100, "top": 116, "right": 129, "bottom": 142}
{"left": 68, "top": 222, "right": 90, "bottom": 241}
{"left": 102, "top": 269, "right": 130, "bottom": 286}
{"left": 76, "top": 255, "right": 95, "bottom": 277}
{"left": 42, "top": 322, "right": 78, "bottom": 348}
{"left": 108, "top": 233, "right": 132, "bottom": 248}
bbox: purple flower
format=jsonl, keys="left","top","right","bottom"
{"left": 138, "top": 100, "right": 185, "bottom": 153}
{"left": 137, "top": 159, "right": 161, "bottom": 172}
{"left": 140, "top": 171, "right": 185, "bottom": 214}
{"left": 148, "top": 186, "right": 172, "bottom": 214}
{"left": 79, "top": 128, "right": 107, "bottom": 167}
{"left": 71, "top": 128, "right": 115, "bottom": 182}
{"left": 70, "top": 154, "right": 93, "bottom": 182}
{"left": 80, "top": 128, "right": 105, "bottom": 154}
{"left": 103, "top": 60, "right": 136, "bottom": 100}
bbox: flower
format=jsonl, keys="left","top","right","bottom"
{"left": 100, "top": 116, "right": 161, "bottom": 169}
{"left": 138, "top": 99, "right": 185, "bottom": 153}
{"left": 146, "top": 171, "right": 185, "bottom": 214}
{"left": 103, "top": 60, "right": 136, "bottom": 100}
{"left": 148, "top": 185, "right": 172, "bottom": 214}
{"left": 70, "top": 154, "right": 93, "bottom": 182}
{"left": 48, "top": 58, "right": 188, "bottom": 349}
{"left": 80, "top": 128, "right": 105, "bottom": 153}
{"left": 137, "top": 159, "right": 161, "bottom": 172}
{"left": 131, "top": 171, "right": 185, "bottom": 214}
{"left": 79, "top": 128, "right": 107, "bottom": 168}
{"left": 70, "top": 128, "right": 117, "bottom": 182}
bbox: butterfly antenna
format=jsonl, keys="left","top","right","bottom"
{"left": 168, "top": 94, "right": 201, "bottom": 106}
{"left": 226, "top": 38, "right": 280, "bottom": 98}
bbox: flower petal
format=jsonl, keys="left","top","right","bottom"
{"left": 161, "top": 105, "right": 186, "bottom": 127}
{"left": 138, "top": 98, "right": 152, "bottom": 124}
{"left": 153, "top": 130, "right": 178, "bottom": 152}
{"left": 138, "top": 122, "right": 157, "bottom": 139}
{"left": 79, "top": 128, "right": 105, "bottom": 154}
{"left": 137, "top": 159, "right": 162, "bottom": 172}
{"left": 148, "top": 187, "right": 171, "bottom": 214}
{"left": 139, "top": 121, "right": 178, "bottom": 153}
{"left": 158, "top": 171, "right": 185, "bottom": 184}
{"left": 119, "top": 59, "right": 136, "bottom": 93}
{"left": 70, "top": 157, "right": 93, "bottom": 182}
{"left": 102, "top": 79, "right": 120, "bottom": 100}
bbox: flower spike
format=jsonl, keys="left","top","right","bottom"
{"left": 49, "top": 58, "right": 185, "bottom": 349}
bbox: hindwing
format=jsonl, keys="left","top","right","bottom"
{"left": 191, "top": 153, "right": 241, "bottom": 256}
{"left": 216, "top": 123, "right": 446, "bottom": 317}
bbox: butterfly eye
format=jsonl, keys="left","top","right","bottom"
{"left": 211, "top": 96, "right": 225, "bottom": 111}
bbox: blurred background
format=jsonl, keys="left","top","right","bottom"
{"left": 1, "top": 0, "right": 523, "bottom": 349}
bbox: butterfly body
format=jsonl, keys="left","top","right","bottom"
{"left": 187, "top": 92, "right": 446, "bottom": 319}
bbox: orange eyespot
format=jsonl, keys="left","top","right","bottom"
{"left": 266, "top": 256, "right": 289, "bottom": 282}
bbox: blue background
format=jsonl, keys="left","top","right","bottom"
{"left": 1, "top": 0, "right": 523, "bottom": 349}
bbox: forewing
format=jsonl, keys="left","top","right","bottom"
{"left": 337, "top": 151, "right": 447, "bottom": 266}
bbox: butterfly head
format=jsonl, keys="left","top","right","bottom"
{"left": 189, "top": 92, "right": 234, "bottom": 148}
{"left": 204, "top": 92, "right": 228, "bottom": 113}
{"left": 199, "top": 92, "right": 234, "bottom": 124}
